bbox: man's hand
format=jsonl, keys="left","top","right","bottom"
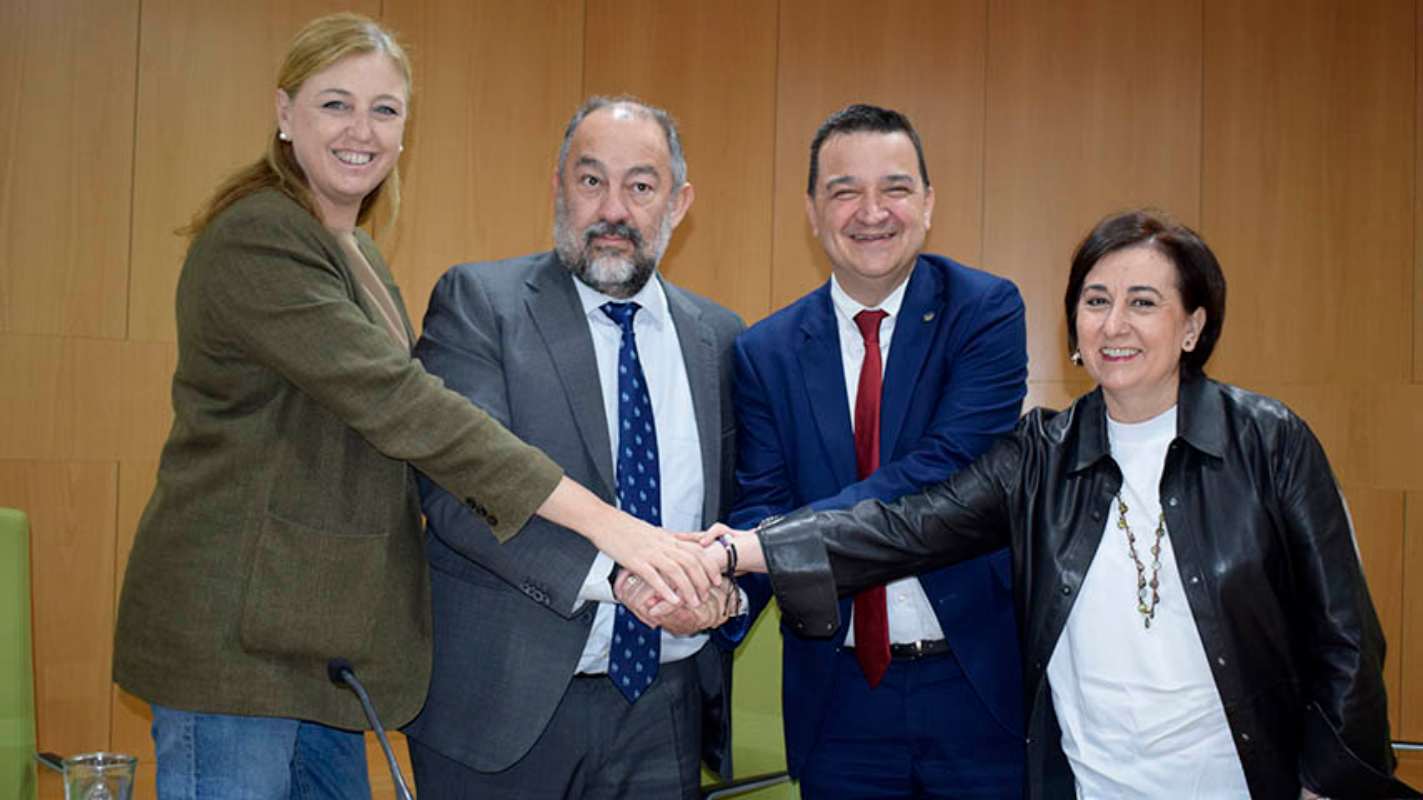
{"left": 615, "top": 569, "right": 735, "bottom": 635}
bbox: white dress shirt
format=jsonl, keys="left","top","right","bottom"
{"left": 568, "top": 274, "right": 709, "bottom": 673}
{"left": 1046, "top": 406, "right": 1250, "bottom": 798}
{"left": 829, "top": 271, "right": 947, "bottom": 646}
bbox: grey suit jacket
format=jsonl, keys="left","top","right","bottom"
{"left": 404, "top": 251, "right": 744, "bottom": 776}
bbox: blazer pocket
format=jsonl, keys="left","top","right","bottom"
{"left": 239, "top": 513, "right": 388, "bottom": 661}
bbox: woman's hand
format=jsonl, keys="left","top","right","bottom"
{"left": 535, "top": 476, "right": 720, "bottom": 606}
{"left": 676, "top": 522, "right": 766, "bottom": 575}
{"left": 597, "top": 518, "right": 720, "bottom": 607}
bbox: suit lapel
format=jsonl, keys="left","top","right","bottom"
{"left": 800, "top": 287, "right": 858, "bottom": 489}
{"left": 525, "top": 256, "right": 616, "bottom": 497}
{"left": 665, "top": 279, "right": 721, "bottom": 526}
{"left": 881, "top": 260, "right": 944, "bottom": 461}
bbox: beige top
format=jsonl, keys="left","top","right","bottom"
{"left": 337, "top": 230, "right": 410, "bottom": 351}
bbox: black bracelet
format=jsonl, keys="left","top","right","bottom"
{"left": 716, "top": 535, "right": 738, "bottom": 579}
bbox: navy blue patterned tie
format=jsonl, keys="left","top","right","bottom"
{"left": 601, "top": 301, "right": 661, "bottom": 703}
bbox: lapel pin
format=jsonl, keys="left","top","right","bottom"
{"left": 922, "top": 311, "right": 935, "bottom": 323}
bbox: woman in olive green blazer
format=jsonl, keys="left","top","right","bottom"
{"left": 114, "top": 14, "right": 717, "bottom": 797}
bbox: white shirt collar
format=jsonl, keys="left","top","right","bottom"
{"left": 571, "top": 269, "right": 670, "bottom": 330}
{"left": 828, "top": 266, "right": 913, "bottom": 327}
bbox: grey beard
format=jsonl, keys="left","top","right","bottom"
{"left": 554, "top": 195, "right": 674, "bottom": 299}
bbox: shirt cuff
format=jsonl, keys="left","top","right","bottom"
{"left": 575, "top": 551, "right": 617, "bottom": 611}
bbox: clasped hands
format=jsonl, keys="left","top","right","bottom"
{"left": 613, "top": 523, "right": 752, "bottom": 634}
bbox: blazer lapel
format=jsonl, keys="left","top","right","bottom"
{"left": 525, "top": 256, "right": 616, "bottom": 498}
{"left": 800, "top": 287, "right": 858, "bottom": 489}
{"left": 665, "top": 280, "right": 721, "bottom": 526}
{"left": 881, "top": 260, "right": 943, "bottom": 461}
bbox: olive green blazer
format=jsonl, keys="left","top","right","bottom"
{"left": 114, "top": 190, "right": 561, "bottom": 729}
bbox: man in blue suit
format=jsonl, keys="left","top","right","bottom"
{"left": 730, "top": 104, "right": 1028, "bottom": 798}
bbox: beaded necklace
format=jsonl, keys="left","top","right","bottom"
{"left": 1114, "top": 493, "right": 1166, "bottom": 628}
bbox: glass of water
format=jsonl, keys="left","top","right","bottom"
{"left": 62, "top": 753, "right": 135, "bottom": 800}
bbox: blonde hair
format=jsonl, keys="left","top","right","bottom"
{"left": 182, "top": 13, "right": 412, "bottom": 236}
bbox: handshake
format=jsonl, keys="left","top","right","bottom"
{"left": 611, "top": 523, "right": 763, "bottom": 635}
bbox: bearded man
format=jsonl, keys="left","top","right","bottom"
{"left": 403, "top": 96, "right": 746, "bottom": 800}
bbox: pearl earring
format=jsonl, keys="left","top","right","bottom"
{"left": 1070, "top": 350, "right": 1083, "bottom": 366}
{"left": 278, "top": 131, "right": 291, "bottom": 142}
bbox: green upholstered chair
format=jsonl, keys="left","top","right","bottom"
{"left": 701, "top": 602, "right": 795, "bottom": 799}
{"left": 0, "top": 508, "right": 37, "bottom": 800}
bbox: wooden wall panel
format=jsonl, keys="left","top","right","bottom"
{"left": 1417, "top": 0, "right": 1422, "bottom": 386}
{"left": 772, "top": 0, "right": 989, "bottom": 310}
{"left": 1201, "top": 0, "right": 1413, "bottom": 387}
{"left": 119, "top": 342, "right": 177, "bottom": 464}
{"left": 109, "top": 462, "right": 157, "bottom": 771}
{"left": 0, "top": 462, "right": 118, "bottom": 757}
{"left": 983, "top": 0, "right": 1202, "bottom": 383}
{"left": 0, "top": 335, "right": 122, "bottom": 462}
{"left": 128, "top": 0, "right": 379, "bottom": 343}
{"left": 366, "top": 732, "right": 414, "bottom": 798}
{"left": 1404, "top": 492, "right": 1423, "bottom": 740}
{"left": 381, "top": 0, "right": 584, "bottom": 329}
{"left": 583, "top": 0, "right": 778, "bottom": 322}
{"left": 0, "top": 0, "right": 137, "bottom": 339}
{"left": 1347, "top": 487, "right": 1407, "bottom": 728}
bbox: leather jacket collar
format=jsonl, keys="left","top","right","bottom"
{"left": 1068, "top": 375, "right": 1228, "bottom": 475}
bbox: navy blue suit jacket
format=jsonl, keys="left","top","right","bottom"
{"left": 729, "top": 253, "right": 1028, "bottom": 778}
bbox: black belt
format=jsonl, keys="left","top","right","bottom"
{"left": 888, "top": 639, "right": 950, "bottom": 661}
{"left": 846, "top": 639, "right": 952, "bottom": 661}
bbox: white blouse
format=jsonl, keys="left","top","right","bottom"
{"left": 1045, "top": 405, "right": 1251, "bottom": 798}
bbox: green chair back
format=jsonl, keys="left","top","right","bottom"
{"left": 0, "top": 508, "right": 36, "bottom": 800}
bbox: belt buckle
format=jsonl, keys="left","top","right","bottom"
{"left": 890, "top": 639, "right": 945, "bottom": 661}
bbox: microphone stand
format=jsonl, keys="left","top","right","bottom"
{"left": 328, "top": 658, "right": 415, "bottom": 800}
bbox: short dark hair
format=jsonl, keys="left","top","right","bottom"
{"left": 806, "top": 104, "right": 930, "bottom": 195}
{"left": 1064, "top": 208, "right": 1227, "bottom": 380}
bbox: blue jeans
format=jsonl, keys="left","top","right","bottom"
{"left": 151, "top": 704, "right": 370, "bottom": 799}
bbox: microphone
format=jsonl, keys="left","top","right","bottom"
{"left": 327, "top": 658, "right": 415, "bottom": 800}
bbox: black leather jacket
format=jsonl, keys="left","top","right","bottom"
{"left": 761, "top": 377, "right": 1418, "bottom": 799}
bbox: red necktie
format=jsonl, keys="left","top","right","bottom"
{"left": 851, "top": 309, "right": 890, "bottom": 688}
